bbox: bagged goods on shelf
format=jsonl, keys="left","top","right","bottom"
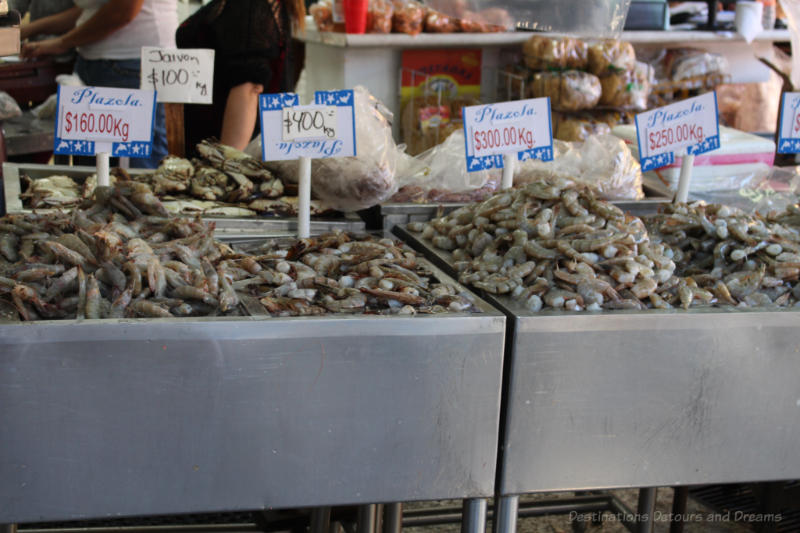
{"left": 587, "top": 39, "right": 636, "bottom": 75}
{"left": 528, "top": 70, "right": 602, "bottom": 111}
{"left": 662, "top": 49, "right": 729, "bottom": 81}
{"left": 598, "top": 61, "right": 652, "bottom": 110}
{"left": 514, "top": 133, "right": 644, "bottom": 201}
{"left": 367, "top": 0, "right": 394, "bottom": 33}
{"left": 392, "top": 129, "right": 500, "bottom": 203}
{"left": 424, "top": 10, "right": 459, "bottom": 32}
{"left": 522, "top": 35, "right": 588, "bottom": 70}
{"left": 554, "top": 116, "right": 612, "bottom": 142}
{"left": 310, "top": 0, "right": 335, "bottom": 31}
{"left": 392, "top": 0, "right": 426, "bottom": 35}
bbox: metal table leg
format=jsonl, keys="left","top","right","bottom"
{"left": 383, "top": 503, "right": 402, "bottom": 533}
{"left": 462, "top": 498, "right": 487, "bottom": 533}
{"left": 0, "top": 525, "right": 17, "bottom": 533}
{"left": 312, "top": 507, "right": 332, "bottom": 533}
{"left": 635, "top": 488, "right": 657, "bottom": 533}
{"left": 492, "top": 495, "right": 519, "bottom": 533}
{"left": 358, "top": 504, "right": 378, "bottom": 533}
{"left": 670, "top": 487, "right": 689, "bottom": 533}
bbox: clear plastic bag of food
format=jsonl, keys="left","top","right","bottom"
{"left": 367, "top": 0, "right": 394, "bottom": 33}
{"left": 599, "top": 61, "right": 652, "bottom": 110}
{"left": 426, "top": 0, "right": 631, "bottom": 37}
{"left": 522, "top": 35, "right": 588, "bottom": 70}
{"left": 0, "top": 90, "right": 21, "bottom": 120}
{"left": 515, "top": 133, "right": 644, "bottom": 200}
{"left": 529, "top": 70, "right": 601, "bottom": 112}
{"left": 587, "top": 39, "right": 636, "bottom": 75}
{"left": 250, "top": 87, "right": 399, "bottom": 212}
{"left": 310, "top": 0, "right": 335, "bottom": 31}
{"left": 392, "top": 0, "right": 426, "bottom": 34}
{"left": 424, "top": 10, "right": 459, "bottom": 32}
{"left": 393, "top": 129, "right": 500, "bottom": 202}
{"left": 555, "top": 116, "right": 612, "bottom": 142}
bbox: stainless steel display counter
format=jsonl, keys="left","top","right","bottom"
{"left": 2, "top": 163, "right": 365, "bottom": 236}
{"left": 396, "top": 227, "right": 800, "bottom": 533}
{"left": 0, "top": 260, "right": 506, "bottom": 524}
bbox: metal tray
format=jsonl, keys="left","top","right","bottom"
{"left": 0, "top": 258, "right": 505, "bottom": 523}
{"left": 2, "top": 163, "right": 365, "bottom": 236}
{"left": 396, "top": 227, "right": 800, "bottom": 494}
{"left": 380, "top": 195, "right": 670, "bottom": 230}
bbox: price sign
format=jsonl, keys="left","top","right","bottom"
{"left": 777, "top": 92, "right": 800, "bottom": 153}
{"left": 635, "top": 92, "right": 720, "bottom": 172}
{"left": 282, "top": 105, "right": 338, "bottom": 141}
{"left": 260, "top": 90, "right": 356, "bottom": 161}
{"left": 54, "top": 86, "right": 156, "bottom": 158}
{"left": 141, "top": 47, "right": 214, "bottom": 104}
{"left": 462, "top": 98, "right": 554, "bottom": 172}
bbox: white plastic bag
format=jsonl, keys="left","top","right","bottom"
{"left": 248, "top": 86, "right": 399, "bottom": 212}
{"left": 397, "top": 129, "right": 501, "bottom": 197}
{"left": 31, "top": 74, "right": 84, "bottom": 119}
{"left": 0, "top": 91, "right": 21, "bottom": 120}
{"left": 514, "top": 133, "right": 644, "bottom": 200}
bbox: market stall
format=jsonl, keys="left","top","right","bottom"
{"left": 0, "top": 201, "right": 506, "bottom": 525}
{"left": 395, "top": 173, "right": 800, "bottom": 532}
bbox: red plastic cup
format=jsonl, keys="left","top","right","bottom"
{"left": 344, "top": 0, "right": 368, "bottom": 33}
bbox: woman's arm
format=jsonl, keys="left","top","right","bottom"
{"left": 21, "top": 0, "right": 144, "bottom": 58}
{"left": 220, "top": 82, "right": 264, "bottom": 150}
{"left": 20, "top": 5, "right": 81, "bottom": 41}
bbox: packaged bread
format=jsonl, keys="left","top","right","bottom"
{"left": 392, "top": 0, "right": 426, "bottom": 35}
{"left": 599, "top": 61, "right": 652, "bottom": 110}
{"left": 555, "top": 117, "right": 612, "bottom": 142}
{"left": 522, "top": 36, "right": 588, "bottom": 70}
{"left": 424, "top": 10, "right": 459, "bottom": 32}
{"left": 588, "top": 40, "right": 636, "bottom": 75}
{"left": 529, "top": 71, "right": 601, "bottom": 112}
{"left": 367, "top": 0, "right": 394, "bottom": 33}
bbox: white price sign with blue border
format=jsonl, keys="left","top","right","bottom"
{"left": 54, "top": 86, "right": 156, "bottom": 158}
{"left": 259, "top": 90, "right": 356, "bottom": 161}
{"left": 462, "top": 98, "right": 554, "bottom": 172}
{"left": 777, "top": 92, "right": 800, "bottom": 153}
{"left": 635, "top": 92, "right": 720, "bottom": 172}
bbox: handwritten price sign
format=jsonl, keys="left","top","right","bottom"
{"left": 462, "top": 98, "right": 553, "bottom": 172}
{"left": 260, "top": 90, "right": 356, "bottom": 161}
{"left": 141, "top": 47, "right": 214, "bottom": 104}
{"left": 777, "top": 92, "right": 800, "bottom": 153}
{"left": 282, "top": 105, "right": 338, "bottom": 141}
{"left": 54, "top": 86, "right": 156, "bottom": 158}
{"left": 635, "top": 92, "right": 720, "bottom": 172}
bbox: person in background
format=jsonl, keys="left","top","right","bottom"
{"left": 176, "top": 0, "right": 306, "bottom": 154}
{"left": 13, "top": 0, "right": 75, "bottom": 40}
{"left": 19, "top": 0, "right": 178, "bottom": 169}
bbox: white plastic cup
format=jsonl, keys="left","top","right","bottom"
{"left": 735, "top": 0, "right": 764, "bottom": 43}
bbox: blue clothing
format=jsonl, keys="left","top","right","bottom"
{"left": 74, "top": 56, "right": 167, "bottom": 168}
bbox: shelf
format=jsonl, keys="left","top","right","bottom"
{"left": 296, "top": 28, "right": 792, "bottom": 48}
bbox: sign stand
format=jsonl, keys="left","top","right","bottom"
{"left": 501, "top": 153, "right": 516, "bottom": 190}
{"left": 462, "top": 98, "right": 554, "bottom": 180}
{"left": 634, "top": 92, "right": 720, "bottom": 204}
{"left": 53, "top": 86, "right": 157, "bottom": 184}
{"left": 259, "top": 90, "right": 357, "bottom": 239}
{"left": 675, "top": 153, "right": 695, "bottom": 204}
{"left": 297, "top": 156, "right": 312, "bottom": 239}
{"left": 96, "top": 151, "right": 110, "bottom": 187}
